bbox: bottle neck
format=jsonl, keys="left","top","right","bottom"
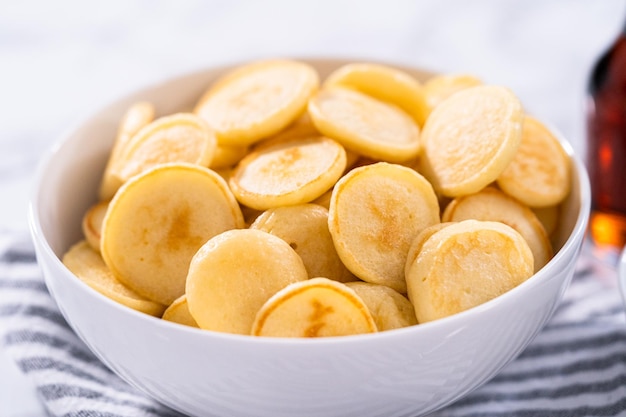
{"left": 588, "top": 25, "right": 626, "bottom": 93}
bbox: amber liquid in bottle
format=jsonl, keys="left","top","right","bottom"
{"left": 587, "top": 29, "right": 626, "bottom": 260}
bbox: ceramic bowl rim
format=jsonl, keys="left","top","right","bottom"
{"left": 28, "top": 59, "right": 592, "bottom": 347}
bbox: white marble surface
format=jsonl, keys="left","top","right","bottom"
{"left": 0, "top": 0, "right": 624, "bottom": 415}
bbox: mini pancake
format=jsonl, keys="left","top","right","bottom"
{"left": 442, "top": 187, "right": 553, "bottom": 272}
{"left": 328, "top": 162, "right": 440, "bottom": 293}
{"left": 497, "top": 115, "right": 571, "bottom": 207}
{"left": 344, "top": 281, "right": 417, "bottom": 330}
{"left": 422, "top": 74, "right": 482, "bottom": 118}
{"left": 229, "top": 136, "right": 347, "bottom": 210}
{"left": 62, "top": 241, "right": 165, "bottom": 317}
{"left": 101, "top": 163, "right": 244, "bottom": 306}
{"left": 81, "top": 200, "right": 109, "bottom": 253}
{"left": 420, "top": 85, "right": 523, "bottom": 196}
{"left": 253, "top": 114, "right": 359, "bottom": 172}
{"left": 162, "top": 295, "right": 198, "bottom": 328}
{"left": 252, "top": 113, "right": 320, "bottom": 151}
{"left": 251, "top": 277, "right": 377, "bottom": 337}
{"left": 194, "top": 60, "right": 319, "bottom": 146}
{"left": 405, "top": 222, "right": 455, "bottom": 271}
{"left": 209, "top": 144, "right": 249, "bottom": 169}
{"left": 324, "top": 62, "right": 429, "bottom": 127}
{"left": 308, "top": 87, "right": 421, "bottom": 163}
{"left": 186, "top": 229, "right": 308, "bottom": 335}
{"left": 114, "top": 113, "right": 217, "bottom": 184}
{"left": 99, "top": 101, "right": 155, "bottom": 200}
{"left": 250, "top": 204, "right": 354, "bottom": 283}
{"left": 405, "top": 220, "right": 534, "bottom": 323}
{"left": 312, "top": 189, "right": 333, "bottom": 209}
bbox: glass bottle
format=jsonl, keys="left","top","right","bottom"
{"left": 586, "top": 25, "right": 626, "bottom": 264}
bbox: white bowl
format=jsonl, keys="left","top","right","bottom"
{"left": 29, "top": 59, "right": 591, "bottom": 417}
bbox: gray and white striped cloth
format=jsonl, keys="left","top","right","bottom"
{"left": 1, "top": 231, "right": 625, "bottom": 417}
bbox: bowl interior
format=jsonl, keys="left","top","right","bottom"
{"left": 33, "top": 59, "right": 583, "bottom": 260}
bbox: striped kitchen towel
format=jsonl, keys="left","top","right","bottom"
{"left": 0, "top": 232, "right": 183, "bottom": 417}
{"left": 0, "top": 231, "right": 625, "bottom": 417}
